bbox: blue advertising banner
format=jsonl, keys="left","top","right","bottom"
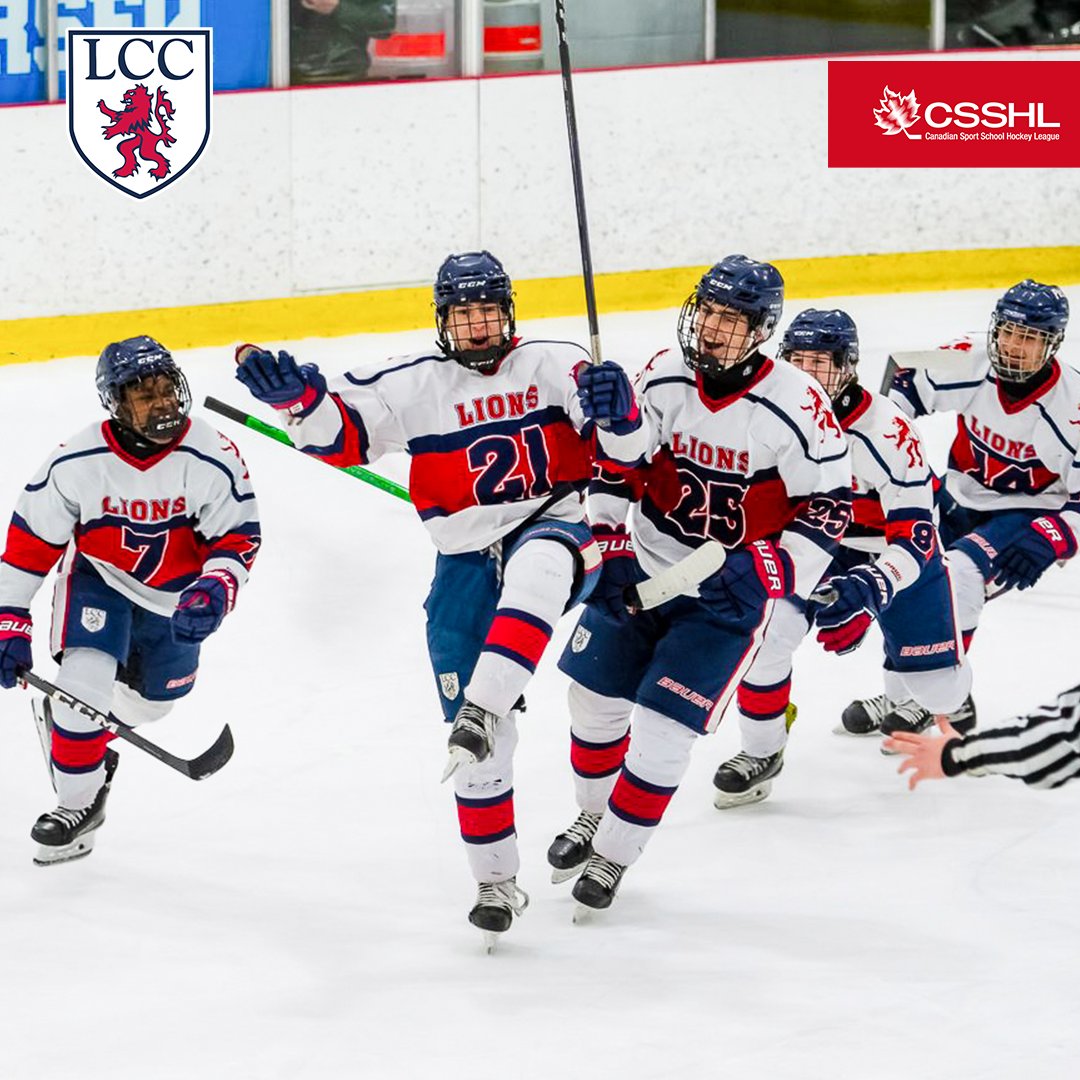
{"left": 0, "top": 0, "right": 270, "bottom": 104}
{"left": 0, "top": 2, "right": 46, "bottom": 103}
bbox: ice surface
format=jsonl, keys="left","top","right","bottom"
{"left": 2, "top": 287, "right": 1079, "bottom": 1079}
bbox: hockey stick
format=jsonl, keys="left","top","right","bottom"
{"left": 555, "top": 0, "right": 602, "bottom": 366}
{"left": 880, "top": 349, "right": 970, "bottom": 394}
{"left": 625, "top": 542, "right": 727, "bottom": 612}
{"left": 17, "top": 670, "right": 234, "bottom": 781}
{"left": 204, "top": 396, "right": 411, "bottom": 504}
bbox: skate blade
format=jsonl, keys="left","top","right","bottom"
{"left": 481, "top": 930, "right": 502, "bottom": 954}
{"left": 33, "top": 833, "right": 96, "bottom": 867}
{"left": 832, "top": 723, "right": 882, "bottom": 738}
{"left": 572, "top": 902, "right": 603, "bottom": 924}
{"left": 550, "top": 863, "right": 585, "bottom": 885}
{"left": 713, "top": 780, "right": 772, "bottom": 809}
{"left": 440, "top": 746, "right": 479, "bottom": 783}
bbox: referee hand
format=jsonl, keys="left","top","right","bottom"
{"left": 884, "top": 715, "right": 960, "bottom": 790}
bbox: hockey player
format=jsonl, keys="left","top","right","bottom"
{"left": 884, "top": 683, "right": 1080, "bottom": 791}
{"left": 234, "top": 251, "right": 648, "bottom": 945}
{"left": 0, "top": 336, "right": 261, "bottom": 865}
{"left": 847, "top": 280, "right": 1079, "bottom": 735}
{"left": 551, "top": 256, "right": 852, "bottom": 913}
{"left": 709, "top": 309, "right": 972, "bottom": 808}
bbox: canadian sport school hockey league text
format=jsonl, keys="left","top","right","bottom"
{"left": 925, "top": 131, "right": 1061, "bottom": 140}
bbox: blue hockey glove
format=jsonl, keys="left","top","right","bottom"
{"left": 811, "top": 564, "right": 894, "bottom": 655}
{"left": 698, "top": 540, "right": 793, "bottom": 621}
{"left": 586, "top": 524, "right": 645, "bottom": 624}
{"left": 0, "top": 607, "right": 32, "bottom": 689}
{"left": 992, "top": 514, "right": 1077, "bottom": 591}
{"left": 171, "top": 572, "right": 237, "bottom": 645}
{"left": 235, "top": 344, "right": 326, "bottom": 416}
{"left": 574, "top": 361, "right": 640, "bottom": 435}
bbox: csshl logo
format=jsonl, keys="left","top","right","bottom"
{"left": 873, "top": 85, "right": 1061, "bottom": 141}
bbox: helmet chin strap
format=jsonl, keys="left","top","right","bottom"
{"left": 144, "top": 408, "right": 186, "bottom": 440}
{"left": 115, "top": 401, "right": 184, "bottom": 447}
{"left": 455, "top": 344, "right": 507, "bottom": 371}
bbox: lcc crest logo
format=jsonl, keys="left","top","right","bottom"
{"left": 67, "top": 28, "right": 212, "bottom": 199}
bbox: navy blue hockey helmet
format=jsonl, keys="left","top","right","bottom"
{"left": 779, "top": 308, "right": 860, "bottom": 399}
{"left": 96, "top": 335, "right": 191, "bottom": 441}
{"left": 988, "top": 279, "right": 1069, "bottom": 381}
{"left": 677, "top": 255, "right": 785, "bottom": 375}
{"left": 434, "top": 251, "right": 516, "bottom": 371}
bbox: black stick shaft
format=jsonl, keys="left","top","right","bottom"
{"left": 19, "top": 670, "right": 233, "bottom": 781}
{"left": 554, "top": 0, "right": 601, "bottom": 364}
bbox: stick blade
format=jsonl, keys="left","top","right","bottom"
{"left": 629, "top": 542, "right": 727, "bottom": 612}
{"left": 183, "top": 725, "right": 235, "bottom": 781}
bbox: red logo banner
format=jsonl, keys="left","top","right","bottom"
{"left": 828, "top": 60, "right": 1079, "bottom": 167}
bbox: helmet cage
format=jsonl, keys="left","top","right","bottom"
{"left": 97, "top": 336, "right": 191, "bottom": 441}
{"left": 436, "top": 298, "right": 516, "bottom": 372}
{"left": 988, "top": 313, "right": 1062, "bottom": 382}
{"left": 433, "top": 251, "right": 516, "bottom": 372}
{"left": 677, "top": 294, "right": 767, "bottom": 376}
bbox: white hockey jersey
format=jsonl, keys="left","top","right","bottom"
{"left": 834, "top": 383, "right": 938, "bottom": 593}
{"left": 590, "top": 349, "right": 852, "bottom": 600}
{"left": 0, "top": 418, "right": 261, "bottom": 618}
{"left": 889, "top": 338, "right": 1080, "bottom": 539}
{"left": 284, "top": 339, "right": 650, "bottom": 555}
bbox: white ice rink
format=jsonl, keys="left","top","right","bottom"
{"left": 2, "top": 286, "right": 1080, "bottom": 1080}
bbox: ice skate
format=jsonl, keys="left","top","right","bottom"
{"left": 878, "top": 699, "right": 933, "bottom": 750}
{"left": 32, "top": 748, "right": 119, "bottom": 867}
{"left": 712, "top": 749, "right": 784, "bottom": 809}
{"left": 945, "top": 695, "right": 977, "bottom": 735}
{"left": 547, "top": 809, "right": 602, "bottom": 883}
{"left": 836, "top": 693, "right": 893, "bottom": 736}
{"left": 572, "top": 853, "right": 626, "bottom": 921}
{"left": 441, "top": 701, "right": 498, "bottom": 782}
{"left": 881, "top": 695, "right": 976, "bottom": 754}
{"left": 468, "top": 877, "right": 529, "bottom": 953}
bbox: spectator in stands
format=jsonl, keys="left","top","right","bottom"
{"left": 291, "top": 0, "right": 397, "bottom": 86}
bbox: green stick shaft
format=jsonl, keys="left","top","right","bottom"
{"left": 204, "top": 396, "right": 412, "bottom": 503}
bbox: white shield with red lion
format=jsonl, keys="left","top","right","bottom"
{"left": 67, "top": 28, "right": 212, "bottom": 199}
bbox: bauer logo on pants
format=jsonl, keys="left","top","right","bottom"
{"left": 67, "top": 29, "right": 212, "bottom": 199}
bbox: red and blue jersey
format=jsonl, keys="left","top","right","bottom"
{"left": 283, "top": 340, "right": 650, "bottom": 555}
{"left": 591, "top": 349, "right": 852, "bottom": 601}
{"left": 0, "top": 418, "right": 261, "bottom": 617}
{"left": 833, "top": 383, "right": 940, "bottom": 594}
{"left": 889, "top": 337, "right": 1080, "bottom": 545}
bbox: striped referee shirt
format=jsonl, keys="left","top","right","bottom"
{"left": 942, "top": 684, "right": 1080, "bottom": 789}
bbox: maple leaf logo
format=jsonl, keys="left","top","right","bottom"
{"left": 873, "top": 86, "right": 923, "bottom": 140}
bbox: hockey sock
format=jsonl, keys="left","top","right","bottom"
{"left": 568, "top": 682, "right": 633, "bottom": 813}
{"left": 453, "top": 712, "right": 520, "bottom": 883}
{"left": 465, "top": 539, "right": 575, "bottom": 717}
{"left": 593, "top": 705, "right": 696, "bottom": 867}
{"left": 50, "top": 648, "right": 118, "bottom": 810}
{"left": 737, "top": 676, "right": 792, "bottom": 757}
